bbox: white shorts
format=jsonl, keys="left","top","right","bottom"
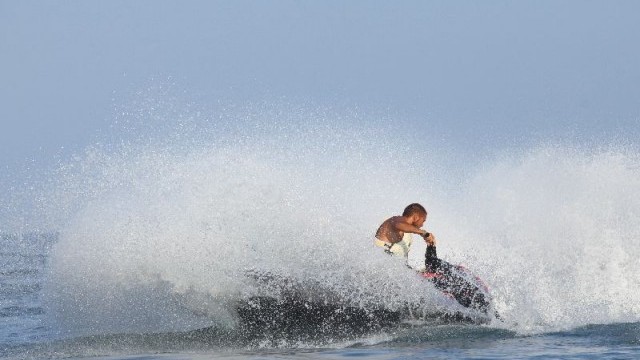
{"left": 374, "top": 233, "right": 413, "bottom": 258}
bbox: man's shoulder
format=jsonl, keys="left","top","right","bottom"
{"left": 388, "top": 215, "right": 407, "bottom": 224}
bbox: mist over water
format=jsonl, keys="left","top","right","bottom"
{"left": 34, "top": 95, "right": 640, "bottom": 341}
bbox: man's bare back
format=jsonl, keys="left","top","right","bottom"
{"left": 376, "top": 216, "right": 409, "bottom": 244}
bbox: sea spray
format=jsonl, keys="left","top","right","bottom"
{"left": 41, "top": 101, "right": 449, "bottom": 337}
{"left": 38, "top": 96, "right": 640, "bottom": 338}
{"left": 440, "top": 144, "right": 640, "bottom": 333}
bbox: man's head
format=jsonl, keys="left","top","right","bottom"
{"left": 402, "top": 203, "right": 427, "bottom": 227}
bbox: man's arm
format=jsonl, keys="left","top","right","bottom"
{"left": 392, "top": 219, "right": 436, "bottom": 245}
{"left": 392, "top": 219, "right": 427, "bottom": 235}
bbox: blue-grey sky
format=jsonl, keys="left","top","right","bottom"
{"left": 2, "top": 0, "right": 640, "bottom": 174}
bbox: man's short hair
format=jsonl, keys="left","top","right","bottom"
{"left": 403, "top": 203, "right": 427, "bottom": 217}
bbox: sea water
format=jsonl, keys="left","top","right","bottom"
{"left": 2, "top": 98, "right": 640, "bottom": 359}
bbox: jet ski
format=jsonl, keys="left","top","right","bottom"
{"left": 234, "top": 270, "right": 401, "bottom": 342}
{"left": 420, "top": 244, "right": 496, "bottom": 317}
{"left": 233, "top": 244, "right": 497, "bottom": 340}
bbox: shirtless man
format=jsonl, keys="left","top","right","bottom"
{"left": 374, "top": 203, "right": 436, "bottom": 257}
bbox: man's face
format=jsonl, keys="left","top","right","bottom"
{"left": 412, "top": 214, "right": 427, "bottom": 228}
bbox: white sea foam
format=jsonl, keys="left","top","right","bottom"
{"left": 40, "top": 97, "right": 640, "bottom": 337}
